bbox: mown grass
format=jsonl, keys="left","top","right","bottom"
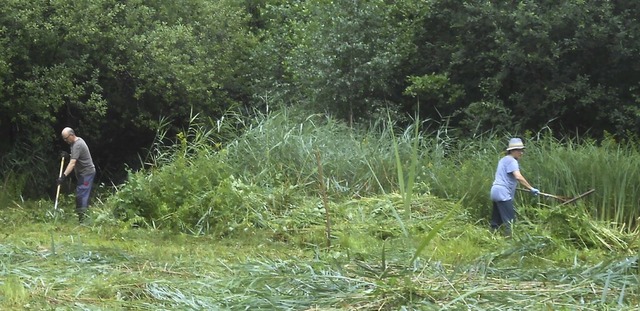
{"left": 1, "top": 192, "right": 638, "bottom": 310}
{"left": 1, "top": 108, "right": 639, "bottom": 310}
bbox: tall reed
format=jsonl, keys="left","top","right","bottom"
{"left": 524, "top": 134, "right": 640, "bottom": 229}
{"left": 423, "top": 131, "right": 640, "bottom": 231}
{"left": 226, "top": 109, "right": 408, "bottom": 197}
{"left": 121, "top": 107, "right": 640, "bottom": 233}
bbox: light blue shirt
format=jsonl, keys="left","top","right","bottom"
{"left": 490, "top": 155, "right": 519, "bottom": 202}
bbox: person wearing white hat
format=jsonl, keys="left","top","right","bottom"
{"left": 489, "top": 138, "right": 540, "bottom": 236}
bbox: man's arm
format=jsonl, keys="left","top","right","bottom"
{"left": 63, "top": 159, "right": 77, "bottom": 177}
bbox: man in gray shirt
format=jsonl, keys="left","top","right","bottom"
{"left": 57, "top": 127, "right": 96, "bottom": 222}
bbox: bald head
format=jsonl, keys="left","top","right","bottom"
{"left": 61, "top": 127, "right": 77, "bottom": 144}
{"left": 61, "top": 127, "right": 75, "bottom": 136}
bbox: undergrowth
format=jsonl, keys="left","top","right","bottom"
{"left": 1, "top": 108, "right": 639, "bottom": 309}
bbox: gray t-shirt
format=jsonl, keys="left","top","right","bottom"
{"left": 71, "top": 137, "right": 96, "bottom": 176}
{"left": 490, "top": 155, "right": 519, "bottom": 202}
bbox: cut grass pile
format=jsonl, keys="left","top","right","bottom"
{"left": 0, "top": 194, "right": 637, "bottom": 310}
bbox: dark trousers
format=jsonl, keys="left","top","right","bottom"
{"left": 75, "top": 172, "right": 95, "bottom": 216}
{"left": 491, "top": 200, "right": 516, "bottom": 235}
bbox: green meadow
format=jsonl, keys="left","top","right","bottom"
{"left": 1, "top": 111, "right": 638, "bottom": 310}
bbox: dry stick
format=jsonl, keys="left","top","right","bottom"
{"left": 315, "top": 149, "right": 331, "bottom": 248}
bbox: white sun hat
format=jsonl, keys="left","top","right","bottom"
{"left": 506, "top": 138, "right": 525, "bottom": 151}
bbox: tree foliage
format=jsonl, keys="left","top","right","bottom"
{"left": 409, "top": 1, "right": 640, "bottom": 135}
{"left": 401, "top": 1, "right": 640, "bottom": 135}
{"left": 2, "top": 0, "right": 640, "bottom": 198}
{"left": 252, "top": 0, "right": 640, "bottom": 136}
{"left": 0, "top": 0, "right": 255, "bottom": 196}
{"left": 285, "top": 0, "right": 410, "bottom": 122}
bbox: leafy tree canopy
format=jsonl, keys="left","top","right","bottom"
{"left": 0, "top": 0, "right": 255, "bottom": 195}
{"left": 2, "top": 0, "right": 640, "bottom": 198}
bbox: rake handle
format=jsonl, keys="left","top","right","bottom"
{"left": 560, "top": 188, "right": 596, "bottom": 205}
{"left": 538, "top": 192, "right": 568, "bottom": 201}
{"left": 54, "top": 156, "right": 65, "bottom": 210}
{"left": 516, "top": 188, "right": 568, "bottom": 201}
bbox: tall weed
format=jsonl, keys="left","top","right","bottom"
{"left": 226, "top": 109, "right": 404, "bottom": 196}
{"left": 108, "top": 107, "right": 640, "bottom": 236}
{"left": 0, "top": 275, "right": 28, "bottom": 308}
{"left": 0, "top": 140, "right": 54, "bottom": 199}
{"left": 424, "top": 131, "right": 640, "bottom": 231}
{"left": 388, "top": 113, "right": 420, "bottom": 219}
{"left": 524, "top": 133, "right": 640, "bottom": 229}
{"left": 0, "top": 171, "right": 26, "bottom": 209}
{"left": 108, "top": 112, "right": 246, "bottom": 235}
{"left": 226, "top": 108, "right": 452, "bottom": 199}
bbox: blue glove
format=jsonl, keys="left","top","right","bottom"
{"left": 530, "top": 188, "right": 540, "bottom": 196}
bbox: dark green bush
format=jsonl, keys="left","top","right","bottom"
{"left": 110, "top": 153, "right": 241, "bottom": 234}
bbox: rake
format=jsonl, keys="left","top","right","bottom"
{"left": 54, "top": 155, "right": 65, "bottom": 210}
{"left": 518, "top": 188, "right": 595, "bottom": 205}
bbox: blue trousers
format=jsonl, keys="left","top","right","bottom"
{"left": 75, "top": 173, "right": 95, "bottom": 215}
{"left": 491, "top": 200, "right": 516, "bottom": 235}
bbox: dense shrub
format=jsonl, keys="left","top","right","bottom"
{"left": 110, "top": 154, "right": 236, "bottom": 234}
